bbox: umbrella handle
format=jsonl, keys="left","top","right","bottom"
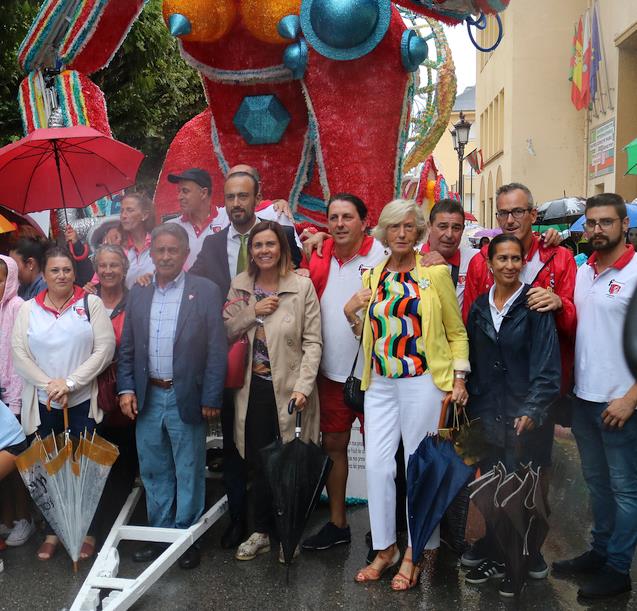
{"left": 438, "top": 394, "right": 453, "bottom": 429}
{"left": 288, "top": 399, "right": 302, "bottom": 438}
{"left": 46, "top": 397, "right": 70, "bottom": 432}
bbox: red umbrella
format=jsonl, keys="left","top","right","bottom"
{"left": 0, "top": 126, "right": 144, "bottom": 221}
{"left": 465, "top": 212, "right": 477, "bottom": 222}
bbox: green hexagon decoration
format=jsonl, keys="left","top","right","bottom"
{"left": 233, "top": 95, "right": 291, "bottom": 145}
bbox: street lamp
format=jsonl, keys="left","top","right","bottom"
{"left": 453, "top": 111, "right": 472, "bottom": 202}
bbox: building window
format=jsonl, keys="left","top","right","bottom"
{"left": 479, "top": 89, "right": 504, "bottom": 163}
{"left": 478, "top": 15, "right": 500, "bottom": 71}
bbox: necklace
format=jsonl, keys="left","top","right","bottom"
{"left": 46, "top": 291, "right": 74, "bottom": 313}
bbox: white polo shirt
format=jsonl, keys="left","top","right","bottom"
{"left": 574, "top": 246, "right": 637, "bottom": 403}
{"left": 27, "top": 289, "right": 93, "bottom": 408}
{"left": 421, "top": 243, "right": 479, "bottom": 308}
{"left": 168, "top": 212, "right": 224, "bottom": 270}
{"left": 319, "top": 239, "right": 387, "bottom": 382}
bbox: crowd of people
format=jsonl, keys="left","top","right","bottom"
{"left": 0, "top": 168, "right": 636, "bottom": 601}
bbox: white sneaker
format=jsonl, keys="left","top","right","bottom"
{"left": 6, "top": 519, "right": 35, "bottom": 547}
{"left": 235, "top": 532, "right": 270, "bottom": 561}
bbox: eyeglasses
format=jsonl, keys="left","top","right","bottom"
{"left": 495, "top": 208, "right": 532, "bottom": 220}
{"left": 584, "top": 218, "right": 620, "bottom": 230}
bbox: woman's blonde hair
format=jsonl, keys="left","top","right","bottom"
{"left": 372, "top": 199, "right": 427, "bottom": 246}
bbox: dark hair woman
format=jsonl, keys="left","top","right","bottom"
{"left": 11, "top": 246, "right": 115, "bottom": 561}
{"left": 223, "top": 220, "right": 322, "bottom": 563}
{"left": 464, "top": 233, "right": 561, "bottom": 596}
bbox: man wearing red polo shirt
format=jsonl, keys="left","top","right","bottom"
{"left": 463, "top": 183, "right": 577, "bottom": 391}
{"left": 420, "top": 199, "right": 479, "bottom": 310}
{"left": 553, "top": 193, "right": 637, "bottom": 600}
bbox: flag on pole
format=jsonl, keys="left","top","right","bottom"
{"left": 569, "top": 14, "right": 591, "bottom": 111}
{"left": 589, "top": 3, "right": 601, "bottom": 106}
{"left": 465, "top": 149, "right": 483, "bottom": 174}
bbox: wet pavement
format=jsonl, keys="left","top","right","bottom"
{"left": 1, "top": 436, "right": 636, "bottom": 610}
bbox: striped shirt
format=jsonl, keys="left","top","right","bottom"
{"left": 369, "top": 269, "right": 426, "bottom": 378}
{"left": 148, "top": 271, "right": 185, "bottom": 380}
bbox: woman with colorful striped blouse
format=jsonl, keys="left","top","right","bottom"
{"left": 344, "top": 199, "right": 470, "bottom": 591}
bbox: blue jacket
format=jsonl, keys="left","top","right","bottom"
{"left": 466, "top": 285, "right": 561, "bottom": 458}
{"left": 117, "top": 273, "right": 227, "bottom": 424}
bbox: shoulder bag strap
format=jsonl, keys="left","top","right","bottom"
{"left": 529, "top": 252, "right": 556, "bottom": 286}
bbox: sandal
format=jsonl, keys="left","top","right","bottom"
{"left": 391, "top": 557, "right": 422, "bottom": 591}
{"left": 355, "top": 546, "right": 400, "bottom": 582}
{"left": 80, "top": 537, "right": 96, "bottom": 560}
{"left": 37, "top": 539, "right": 58, "bottom": 561}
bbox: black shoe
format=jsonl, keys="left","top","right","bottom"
{"left": 528, "top": 553, "right": 549, "bottom": 579}
{"left": 460, "top": 537, "right": 489, "bottom": 568}
{"left": 499, "top": 575, "right": 525, "bottom": 598}
{"left": 465, "top": 559, "right": 506, "bottom": 584}
{"left": 178, "top": 545, "right": 201, "bottom": 570}
{"left": 133, "top": 543, "right": 165, "bottom": 563}
{"left": 577, "top": 566, "right": 631, "bottom": 600}
{"left": 364, "top": 530, "right": 372, "bottom": 548}
{"left": 552, "top": 549, "right": 606, "bottom": 576}
{"left": 221, "top": 519, "right": 246, "bottom": 550}
{"left": 301, "top": 522, "right": 351, "bottom": 551}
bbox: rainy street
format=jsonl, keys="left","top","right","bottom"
{"left": 2, "top": 433, "right": 635, "bottom": 611}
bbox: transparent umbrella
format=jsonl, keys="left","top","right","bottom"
{"left": 15, "top": 402, "right": 119, "bottom": 571}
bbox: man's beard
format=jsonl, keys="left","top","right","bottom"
{"left": 591, "top": 233, "right": 623, "bottom": 252}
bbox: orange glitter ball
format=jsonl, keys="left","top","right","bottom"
{"left": 239, "top": 0, "right": 302, "bottom": 45}
{"left": 162, "top": 0, "right": 237, "bottom": 43}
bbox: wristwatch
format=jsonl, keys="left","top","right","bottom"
{"left": 65, "top": 378, "right": 76, "bottom": 392}
{"left": 454, "top": 372, "right": 466, "bottom": 381}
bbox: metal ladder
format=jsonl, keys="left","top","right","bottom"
{"left": 70, "top": 487, "right": 227, "bottom": 610}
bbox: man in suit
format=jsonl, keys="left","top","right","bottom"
{"left": 189, "top": 171, "right": 301, "bottom": 549}
{"left": 118, "top": 223, "right": 227, "bottom": 570}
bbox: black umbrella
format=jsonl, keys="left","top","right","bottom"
{"left": 407, "top": 435, "right": 474, "bottom": 565}
{"left": 260, "top": 400, "right": 332, "bottom": 574}
{"left": 536, "top": 197, "right": 585, "bottom": 223}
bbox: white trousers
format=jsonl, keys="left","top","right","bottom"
{"left": 364, "top": 371, "right": 445, "bottom": 550}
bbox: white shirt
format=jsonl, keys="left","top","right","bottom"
{"left": 319, "top": 239, "right": 387, "bottom": 382}
{"left": 28, "top": 294, "right": 93, "bottom": 408}
{"left": 422, "top": 243, "right": 478, "bottom": 309}
{"left": 227, "top": 218, "right": 260, "bottom": 280}
{"left": 125, "top": 235, "right": 154, "bottom": 289}
{"left": 488, "top": 283, "right": 525, "bottom": 333}
{"left": 574, "top": 248, "right": 637, "bottom": 403}
{"left": 454, "top": 246, "right": 479, "bottom": 308}
{"left": 167, "top": 214, "right": 224, "bottom": 270}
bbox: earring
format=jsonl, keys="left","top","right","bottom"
{"left": 488, "top": 267, "right": 493, "bottom": 274}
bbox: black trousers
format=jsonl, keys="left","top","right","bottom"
{"left": 90, "top": 423, "right": 138, "bottom": 544}
{"left": 222, "top": 389, "right": 247, "bottom": 523}
{"left": 244, "top": 376, "right": 279, "bottom": 534}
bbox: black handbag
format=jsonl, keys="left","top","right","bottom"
{"left": 343, "top": 336, "right": 364, "bottom": 414}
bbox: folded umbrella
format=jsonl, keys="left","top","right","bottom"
{"left": 15, "top": 400, "right": 119, "bottom": 571}
{"left": 407, "top": 433, "right": 474, "bottom": 565}
{"left": 260, "top": 400, "right": 332, "bottom": 575}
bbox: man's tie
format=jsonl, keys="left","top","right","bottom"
{"left": 236, "top": 234, "right": 249, "bottom": 274}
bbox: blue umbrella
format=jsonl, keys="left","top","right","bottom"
{"left": 570, "top": 202, "right": 637, "bottom": 231}
{"left": 407, "top": 435, "right": 474, "bottom": 564}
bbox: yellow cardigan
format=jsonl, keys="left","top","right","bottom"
{"left": 360, "top": 257, "right": 470, "bottom": 392}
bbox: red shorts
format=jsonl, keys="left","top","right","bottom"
{"left": 318, "top": 374, "right": 364, "bottom": 434}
